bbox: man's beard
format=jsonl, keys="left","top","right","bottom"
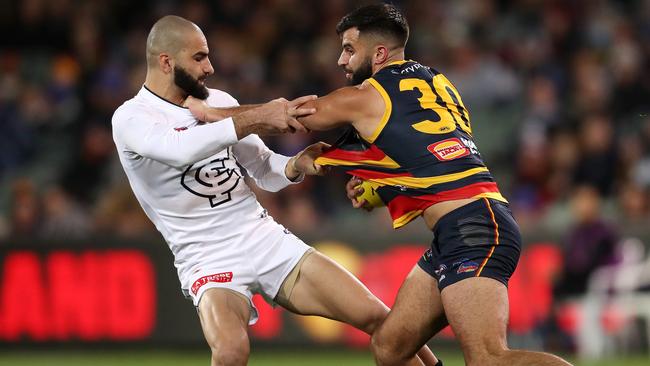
{"left": 348, "top": 58, "right": 373, "bottom": 85}
{"left": 174, "top": 66, "right": 209, "bottom": 100}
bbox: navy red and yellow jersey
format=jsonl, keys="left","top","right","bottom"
{"left": 315, "top": 60, "right": 506, "bottom": 229}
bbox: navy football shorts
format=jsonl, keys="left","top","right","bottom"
{"left": 418, "top": 198, "right": 521, "bottom": 291}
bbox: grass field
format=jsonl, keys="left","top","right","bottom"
{"left": 0, "top": 350, "right": 648, "bottom": 365}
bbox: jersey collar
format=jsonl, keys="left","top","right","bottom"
{"left": 139, "top": 85, "right": 190, "bottom": 112}
{"left": 387, "top": 60, "right": 409, "bottom": 66}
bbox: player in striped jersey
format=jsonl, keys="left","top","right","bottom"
{"left": 298, "top": 4, "right": 571, "bottom": 366}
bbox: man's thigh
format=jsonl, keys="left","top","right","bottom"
{"left": 440, "top": 277, "right": 509, "bottom": 361}
{"left": 276, "top": 250, "right": 389, "bottom": 332}
{"left": 375, "top": 265, "right": 448, "bottom": 356}
{"left": 197, "top": 288, "right": 252, "bottom": 349}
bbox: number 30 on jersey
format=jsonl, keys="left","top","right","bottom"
{"left": 399, "top": 75, "right": 473, "bottom": 135}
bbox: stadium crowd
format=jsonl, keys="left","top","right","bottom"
{"left": 0, "top": 0, "right": 648, "bottom": 256}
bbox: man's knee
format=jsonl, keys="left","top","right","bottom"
{"left": 206, "top": 333, "right": 250, "bottom": 366}
{"left": 370, "top": 327, "right": 407, "bottom": 365}
{"left": 363, "top": 299, "right": 389, "bottom": 334}
{"left": 209, "top": 342, "right": 249, "bottom": 366}
{"left": 463, "top": 343, "right": 508, "bottom": 366}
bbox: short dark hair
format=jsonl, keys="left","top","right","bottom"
{"left": 336, "top": 3, "right": 409, "bottom": 48}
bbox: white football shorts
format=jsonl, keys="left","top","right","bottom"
{"left": 182, "top": 217, "right": 311, "bottom": 324}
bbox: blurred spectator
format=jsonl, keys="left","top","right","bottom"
{"left": 633, "top": 117, "right": 650, "bottom": 188}
{"left": 0, "top": 95, "right": 36, "bottom": 179}
{"left": 546, "top": 128, "right": 580, "bottom": 201}
{"left": 94, "top": 183, "right": 155, "bottom": 239}
{"left": 60, "top": 123, "right": 115, "bottom": 205}
{"left": 554, "top": 185, "right": 620, "bottom": 298}
{"left": 40, "top": 185, "right": 91, "bottom": 239}
{"left": 570, "top": 51, "right": 611, "bottom": 118}
{"left": 573, "top": 115, "right": 618, "bottom": 196}
{"left": 8, "top": 178, "right": 41, "bottom": 238}
{"left": 617, "top": 181, "right": 648, "bottom": 225}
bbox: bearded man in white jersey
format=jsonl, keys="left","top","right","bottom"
{"left": 112, "top": 16, "right": 439, "bottom": 366}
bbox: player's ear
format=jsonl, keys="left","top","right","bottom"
{"left": 159, "top": 53, "right": 173, "bottom": 74}
{"left": 374, "top": 45, "right": 389, "bottom": 65}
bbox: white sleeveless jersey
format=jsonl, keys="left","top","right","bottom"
{"left": 112, "top": 87, "right": 298, "bottom": 288}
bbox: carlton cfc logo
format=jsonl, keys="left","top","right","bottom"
{"left": 181, "top": 148, "right": 241, "bottom": 207}
{"left": 427, "top": 138, "right": 469, "bottom": 161}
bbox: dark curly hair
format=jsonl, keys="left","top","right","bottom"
{"left": 336, "top": 3, "right": 409, "bottom": 48}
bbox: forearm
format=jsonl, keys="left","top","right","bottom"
{"left": 231, "top": 108, "right": 266, "bottom": 140}
{"left": 243, "top": 150, "right": 302, "bottom": 191}
{"left": 234, "top": 135, "right": 303, "bottom": 192}
{"left": 204, "top": 104, "right": 261, "bottom": 123}
{"left": 202, "top": 104, "right": 268, "bottom": 140}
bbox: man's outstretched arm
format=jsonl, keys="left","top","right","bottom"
{"left": 185, "top": 95, "right": 316, "bottom": 137}
{"left": 296, "top": 83, "right": 386, "bottom": 139}
{"left": 295, "top": 86, "right": 360, "bottom": 131}
{"left": 114, "top": 97, "right": 315, "bottom": 168}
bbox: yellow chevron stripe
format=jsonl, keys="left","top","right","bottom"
{"left": 314, "top": 156, "right": 400, "bottom": 169}
{"left": 473, "top": 191, "right": 508, "bottom": 203}
{"left": 392, "top": 209, "right": 423, "bottom": 229}
{"left": 368, "top": 167, "right": 489, "bottom": 189}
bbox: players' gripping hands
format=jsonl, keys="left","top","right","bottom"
{"left": 184, "top": 95, "right": 316, "bottom": 139}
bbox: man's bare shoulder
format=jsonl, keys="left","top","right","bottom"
{"left": 333, "top": 82, "right": 376, "bottom": 95}
{"left": 322, "top": 83, "right": 381, "bottom": 109}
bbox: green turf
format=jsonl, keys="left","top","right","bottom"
{"left": 0, "top": 350, "right": 647, "bottom": 365}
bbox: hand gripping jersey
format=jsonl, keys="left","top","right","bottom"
{"left": 316, "top": 60, "right": 507, "bottom": 229}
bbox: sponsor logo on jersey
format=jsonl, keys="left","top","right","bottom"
{"left": 456, "top": 261, "right": 479, "bottom": 274}
{"left": 399, "top": 62, "right": 424, "bottom": 74}
{"left": 174, "top": 126, "right": 188, "bottom": 131}
{"left": 191, "top": 272, "right": 233, "bottom": 295}
{"left": 428, "top": 138, "right": 470, "bottom": 161}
